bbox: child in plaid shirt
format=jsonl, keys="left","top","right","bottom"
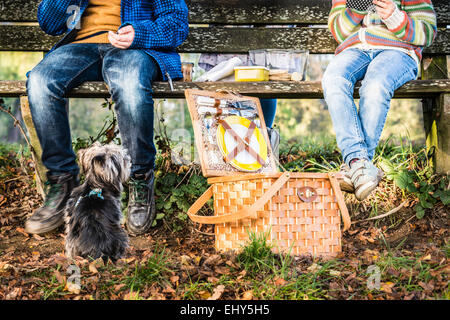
{"left": 25, "top": 0, "right": 189, "bottom": 236}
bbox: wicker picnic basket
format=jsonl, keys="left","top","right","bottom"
{"left": 187, "top": 171, "right": 351, "bottom": 257}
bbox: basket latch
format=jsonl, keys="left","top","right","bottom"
{"left": 297, "top": 187, "right": 317, "bottom": 202}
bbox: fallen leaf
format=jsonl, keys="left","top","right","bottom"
{"left": 15, "top": 227, "right": 29, "bottom": 237}
{"left": 91, "top": 258, "right": 104, "bottom": 268}
{"left": 419, "top": 254, "right": 431, "bottom": 262}
{"left": 380, "top": 282, "right": 395, "bottom": 294}
{"left": 180, "top": 255, "right": 191, "bottom": 265}
{"left": 404, "top": 293, "right": 416, "bottom": 300}
{"left": 31, "top": 251, "right": 40, "bottom": 260}
{"left": 193, "top": 256, "right": 202, "bottom": 266}
{"left": 307, "top": 263, "right": 321, "bottom": 273}
{"left": 170, "top": 275, "right": 179, "bottom": 284}
{"left": 6, "top": 287, "right": 21, "bottom": 300}
{"left": 237, "top": 270, "right": 247, "bottom": 280}
{"left": 162, "top": 285, "right": 176, "bottom": 294}
{"left": 345, "top": 272, "right": 357, "bottom": 282}
{"left": 33, "top": 234, "right": 44, "bottom": 241}
{"left": 53, "top": 270, "right": 65, "bottom": 284}
{"left": 114, "top": 283, "right": 126, "bottom": 292}
{"left": 0, "top": 195, "right": 6, "bottom": 207}
{"left": 329, "top": 270, "right": 341, "bottom": 277}
{"left": 125, "top": 257, "right": 136, "bottom": 264}
{"left": 274, "top": 277, "right": 287, "bottom": 286}
{"left": 48, "top": 254, "right": 69, "bottom": 267}
{"left": 203, "top": 254, "right": 221, "bottom": 266}
{"left": 88, "top": 263, "right": 98, "bottom": 274}
{"left": 65, "top": 281, "right": 81, "bottom": 294}
{"left": 329, "top": 282, "right": 340, "bottom": 294}
{"left": 442, "top": 265, "right": 450, "bottom": 274}
{"left": 241, "top": 290, "right": 253, "bottom": 300}
{"left": 214, "top": 266, "right": 230, "bottom": 275}
{"left": 198, "top": 290, "right": 211, "bottom": 299}
{"left": 124, "top": 291, "right": 140, "bottom": 300}
{"left": 208, "top": 285, "right": 225, "bottom": 300}
{"left": 418, "top": 281, "right": 434, "bottom": 292}
{"left": 207, "top": 276, "right": 220, "bottom": 284}
{"left": 1, "top": 263, "right": 16, "bottom": 272}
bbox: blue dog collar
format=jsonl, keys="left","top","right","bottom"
{"left": 88, "top": 188, "right": 104, "bottom": 200}
{"left": 74, "top": 188, "right": 104, "bottom": 207}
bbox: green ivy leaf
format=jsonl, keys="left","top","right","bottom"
{"left": 163, "top": 201, "right": 172, "bottom": 210}
{"left": 379, "top": 159, "right": 395, "bottom": 179}
{"left": 419, "top": 194, "right": 434, "bottom": 209}
{"left": 415, "top": 205, "right": 425, "bottom": 219}
{"left": 394, "top": 171, "right": 409, "bottom": 189}
{"left": 434, "top": 189, "right": 450, "bottom": 205}
{"left": 406, "top": 183, "right": 418, "bottom": 193}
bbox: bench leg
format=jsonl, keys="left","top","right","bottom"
{"left": 20, "top": 96, "right": 46, "bottom": 198}
{"left": 421, "top": 55, "right": 449, "bottom": 174}
{"left": 423, "top": 94, "right": 450, "bottom": 174}
{"left": 435, "top": 94, "right": 450, "bottom": 174}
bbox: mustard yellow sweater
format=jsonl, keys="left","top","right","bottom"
{"left": 73, "top": 0, "right": 121, "bottom": 44}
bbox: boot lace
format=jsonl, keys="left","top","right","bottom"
{"left": 43, "top": 181, "right": 63, "bottom": 207}
{"left": 129, "top": 179, "right": 148, "bottom": 206}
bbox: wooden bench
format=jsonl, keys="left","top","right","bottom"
{"left": 1, "top": 0, "right": 449, "bottom": 189}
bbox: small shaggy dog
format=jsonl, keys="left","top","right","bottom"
{"left": 64, "top": 142, "right": 131, "bottom": 262}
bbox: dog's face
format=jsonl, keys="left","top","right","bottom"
{"left": 78, "top": 142, "right": 131, "bottom": 186}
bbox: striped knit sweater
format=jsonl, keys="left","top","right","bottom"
{"left": 328, "top": 0, "right": 437, "bottom": 67}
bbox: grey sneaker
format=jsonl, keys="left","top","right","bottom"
{"left": 339, "top": 163, "right": 355, "bottom": 193}
{"left": 25, "top": 172, "right": 79, "bottom": 234}
{"left": 348, "top": 159, "right": 384, "bottom": 201}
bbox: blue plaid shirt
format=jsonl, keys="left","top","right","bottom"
{"left": 37, "top": 0, "right": 189, "bottom": 81}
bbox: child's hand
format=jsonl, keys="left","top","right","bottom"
{"left": 373, "top": 0, "right": 396, "bottom": 20}
{"left": 108, "top": 26, "right": 135, "bottom": 49}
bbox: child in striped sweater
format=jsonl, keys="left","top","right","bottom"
{"left": 322, "top": 0, "right": 437, "bottom": 201}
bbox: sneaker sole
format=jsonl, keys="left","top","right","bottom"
{"left": 354, "top": 180, "right": 379, "bottom": 201}
{"left": 340, "top": 177, "right": 355, "bottom": 193}
{"left": 25, "top": 217, "right": 64, "bottom": 235}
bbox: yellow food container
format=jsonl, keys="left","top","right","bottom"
{"left": 234, "top": 66, "right": 269, "bottom": 82}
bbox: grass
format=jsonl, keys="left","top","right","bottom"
{"left": 236, "top": 230, "right": 276, "bottom": 276}
{"left": 234, "top": 230, "right": 346, "bottom": 300}
{"left": 125, "top": 245, "right": 172, "bottom": 292}
{"left": 23, "top": 266, "right": 70, "bottom": 300}
{"left": 182, "top": 280, "right": 214, "bottom": 300}
{"left": 0, "top": 135, "right": 448, "bottom": 300}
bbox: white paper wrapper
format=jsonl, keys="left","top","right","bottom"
{"left": 196, "top": 57, "right": 243, "bottom": 82}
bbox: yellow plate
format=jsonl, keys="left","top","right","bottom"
{"left": 217, "top": 116, "right": 268, "bottom": 172}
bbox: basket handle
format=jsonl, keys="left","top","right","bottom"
{"left": 187, "top": 172, "right": 292, "bottom": 224}
{"left": 328, "top": 172, "right": 351, "bottom": 232}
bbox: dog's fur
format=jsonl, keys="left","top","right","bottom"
{"left": 64, "top": 142, "right": 131, "bottom": 262}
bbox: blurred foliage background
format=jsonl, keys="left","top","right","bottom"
{"left": 0, "top": 51, "right": 425, "bottom": 149}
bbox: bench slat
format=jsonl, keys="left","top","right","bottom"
{"left": 1, "top": 25, "right": 449, "bottom": 55}
{"left": 1, "top": 80, "right": 449, "bottom": 99}
{"left": 1, "top": 0, "right": 449, "bottom": 25}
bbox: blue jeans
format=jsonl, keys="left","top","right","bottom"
{"left": 27, "top": 43, "right": 161, "bottom": 176}
{"left": 322, "top": 49, "right": 418, "bottom": 166}
{"left": 260, "top": 99, "right": 277, "bottom": 128}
